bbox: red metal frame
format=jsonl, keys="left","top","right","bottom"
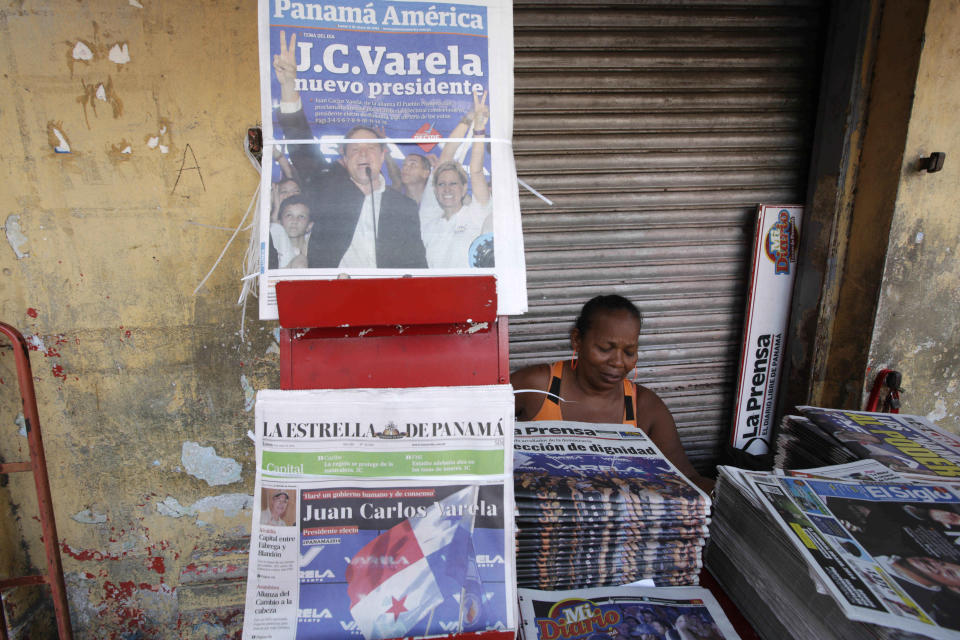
{"left": 0, "top": 322, "right": 73, "bottom": 640}
{"left": 276, "top": 276, "right": 497, "bottom": 329}
{"left": 275, "top": 277, "right": 513, "bottom": 640}
{"left": 276, "top": 277, "right": 508, "bottom": 389}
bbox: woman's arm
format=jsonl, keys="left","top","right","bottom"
{"left": 511, "top": 364, "right": 551, "bottom": 421}
{"left": 274, "top": 146, "right": 299, "bottom": 182}
{"left": 636, "top": 385, "right": 715, "bottom": 494}
{"left": 270, "top": 182, "right": 281, "bottom": 223}
{"left": 438, "top": 106, "right": 475, "bottom": 165}
{"left": 469, "top": 91, "right": 490, "bottom": 207}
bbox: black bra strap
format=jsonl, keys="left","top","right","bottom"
{"left": 547, "top": 375, "right": 562, "bottom": 405}
{"left": 624, "top": 393, "right": 635, "bottom": 422}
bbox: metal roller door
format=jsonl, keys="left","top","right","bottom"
{"left": 509, "top": 0, "right": 827, "bottom": 470}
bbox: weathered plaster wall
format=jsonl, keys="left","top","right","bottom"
{"left": 807, "top": 0, "right": 928, "bottom": 410}
{"left": 1, "top": 2, "right": 273, "bottom": 637}
{"left": 867, "top": 0, "right": 960, "bottom": 433}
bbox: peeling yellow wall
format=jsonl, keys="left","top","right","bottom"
{"left": 1, "top": 2, "right": 274, "bottom": 637}
{"left": 868, "top": 0, "right": 960, "bottom": 432}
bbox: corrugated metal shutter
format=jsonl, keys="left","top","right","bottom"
{"left": 509, "top": 0, "right": 827, "bottom": 469}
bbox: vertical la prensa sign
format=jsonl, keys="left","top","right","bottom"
{"left": 729, "top": 205, "right": 803, "bottom": 456}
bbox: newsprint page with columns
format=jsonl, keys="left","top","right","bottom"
{"left": 243, "top": 385, "right": 516, "bottom": 640}
{"left": 257, "top": 0, "right": 526, "bottom": 319}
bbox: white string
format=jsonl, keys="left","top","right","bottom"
{"left": 234, "top": 131, "right": 267, "bottom": 341}
{"left": 186, "top": 220, "right": 255, "bottom": 231}
{"left": 245, "top": 131, "right": 263, "bottom": 173}
{"left": 238, "top": 189, "right": 263, "bottom": 303}
{"left": 278, "top": 136, "right": 511, "bottom": 145}
{"left": 194, "top": 183, "right": 260, "bottom": 296}
{"left": 512, "top": 388, "right": 567, "bottom": 404}
{"left": 237, "top": 187, "right": 264, "bottom": 341}
{"left": 518, "top": 178, "right": 554, "bottom": 206}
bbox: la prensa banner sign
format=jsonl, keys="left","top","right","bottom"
{"left": 729, "top": 205, "right": 803, "bottom": 456}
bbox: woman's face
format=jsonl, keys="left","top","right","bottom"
{"left": 270, "top": 493, "right": 289, "bottom": 518}
{"left": 571, "top": 309, "right": 641, "bottom": 390}
{"left": 434, "top": 168, "right": 467, "bottom": 214}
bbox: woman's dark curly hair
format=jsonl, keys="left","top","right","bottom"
{"left": 573, "top": 295, "right": 642, "bottom": 335}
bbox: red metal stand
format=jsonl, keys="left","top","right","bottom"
{"left": 0, "top": 322, "right": 73, "bottom": 640}
{"left": 275, "top": 276, "right": 514, "bottom": 640}
{"left": 276, "top": 277, "right": 509, "bottom": 390}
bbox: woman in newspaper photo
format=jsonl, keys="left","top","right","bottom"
{"left": 512, "top": 295, "right": 715, "bottom": 493}
{"left": 260, "top": 490, "right": 292, "bottom": 527}
{"left": 418, "top": 89, "right": 493, "bottom": 268}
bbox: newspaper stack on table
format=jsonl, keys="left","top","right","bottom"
{"left": 517, "top": 585, "right": 742, "bottom": 640}
{"left": 775, "top": 407, "right": 960, "bottom": 481}
{"left": 706, "top": 462, "right": 960, "bottom": 640}
{"left": 242, "top": 385, "right": 516, "bottom": 640}
{"left": 513, "top": 422, "right": 711, "bottom": 590}
{"left": 773, "top": 414, "right": 859, "bottom": 469}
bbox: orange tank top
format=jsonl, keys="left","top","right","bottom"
{"left": 531, "top": 360, "right": 637, "bottom": 427}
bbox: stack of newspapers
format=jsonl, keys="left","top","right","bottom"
{"left": 242, "top": 386, "right": 517, "bottom": 640}
{"left": 517, "top": 585, "right": 742, "bottom": 640}
{"left": 707, "top": 461, "right": 960, "bottom": 639}
{"left": 513, "top": 422, "right": 711, "bottom": 590}
{"left": 774, "top": 406, "right": 960, "bottom": 479}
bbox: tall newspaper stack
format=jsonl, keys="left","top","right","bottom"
{"left": 708, "top": 409, "right": 960, "bottom": 640}
{"left": 513, "top": 422, "right": 711, "bottom": 590}
{"left": 242, "top": 386, "right": 517, "bottom": 640}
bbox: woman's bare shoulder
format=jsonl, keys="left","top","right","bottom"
{"left": 511, "top": 363, "right": 553, "bottom": 420}
{"left": 511, "top": 363, "right": 551, "bottom": 389}
{"left": 634, "top": 383, "right": 668, "bottom": 409}
{"left": 633, "top": 383, "right": 674, "bottom": 430}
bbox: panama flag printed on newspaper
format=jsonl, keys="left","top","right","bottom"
{"left": 346, "top": 486, "right": 480, "bottom": 639}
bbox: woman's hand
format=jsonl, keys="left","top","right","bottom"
{"left": 472, "top": 89, "right": 489, "bottom": 132}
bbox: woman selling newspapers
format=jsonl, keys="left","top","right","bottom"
{"left": 512, "top": 295, "right": 715, "bottom": 493}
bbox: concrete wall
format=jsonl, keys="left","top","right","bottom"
{"left": 1, "top": 0, "right": 956, "bottom": 637}
{"left": 778, "top": 0, "right": 959, "bottom": 433}
{"left": 867, "top": 0, "right": 960, "bottom": 432}
{"left": 1, "top": 2, "right": 272, "bottom": 637}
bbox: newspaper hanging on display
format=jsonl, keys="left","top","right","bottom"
{"left": 242, "top": 386, "right": 517, "bottom": 640}
{"left": 727, "top": 466, "right": 960, "bottom": 639}
{"left": 729, "top": 204, "right": 803, "bottom": 456}
{"left": 256, "top": 0, "right": 526, "bottom": 319}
